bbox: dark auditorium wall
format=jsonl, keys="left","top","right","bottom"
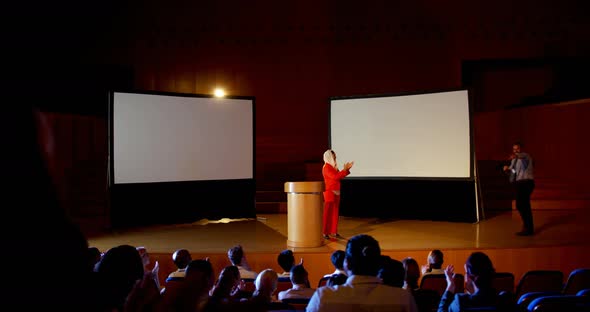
{"left": 17, "top": 1, "right": 590, "bottom": 231}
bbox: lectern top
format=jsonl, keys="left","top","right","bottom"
{"left": 284, "top": 181, "right": 324, "bottom": 193}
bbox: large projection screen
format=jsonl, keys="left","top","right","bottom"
{"left": 330, "top": 90, "right": 471, "bottom": 179}
{"left": 112, "top": 92, "right": 254, "bottom": 184}
{"left": 108, "top": 91, "right": 256, "bottom": 228}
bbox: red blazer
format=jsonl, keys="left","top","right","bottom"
{"left": 322, "top": 163, "right": 350, "bottom": 202}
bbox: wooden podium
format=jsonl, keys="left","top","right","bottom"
{"left": 284, "top": 181, "right": 324, "bottom": 248}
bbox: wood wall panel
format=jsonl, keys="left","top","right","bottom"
{"left": 40, "top": 112, "right": 109, "bottom": 233}
{"left": 473, "top": 99, "right": 590, "bottom": 209}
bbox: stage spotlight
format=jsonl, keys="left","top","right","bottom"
{"left": 214, "top": 88, "right": 226, "bottom": 97}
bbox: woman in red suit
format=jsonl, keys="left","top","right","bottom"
{"left": 322, "top": 149, "right": 354, "bottom": 239}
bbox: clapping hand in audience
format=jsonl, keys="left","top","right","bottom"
{"left": 444, "top": 265, "right": 456, "bottom": 293}
{"left": 152, "top": 260, "right": 159, "bottom": 275}
{"left": 124, "top": 271, "right": 160, "bottom": 312}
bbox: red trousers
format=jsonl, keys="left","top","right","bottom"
{"left": 323, "top": 196, "right": 340, "bottom": 235}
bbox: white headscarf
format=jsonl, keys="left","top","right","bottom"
{"left": 323, "top": 149, "right": 338, "bottom": 169}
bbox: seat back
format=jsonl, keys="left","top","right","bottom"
{"left": 277, "top": 280, "right": 293, "bottom": 292}
{"left": 282, "top": 298, "right": 310, "bottom": 311}
{"left": 563, "top": 268, "right": 590, "bottom": 295}
{"left": 420, "top": 274, "right": 448, "bottom": 296}
{"left": 517, "top": 291, "right": 561, "bottom": 312}
{"left": 493, "top": 272, "right": 515, "bottom": 294}
{"left": 420, "top": 273, "right": 465, "bottom": 295}
{"left": 318, "top": 276, "right": 329, "bottom": 288}
{"left": 515, "top": 270, "right": 564, "bottom": 299}
{"left": 527, "top": 295, "right": 590, "bottom": 312}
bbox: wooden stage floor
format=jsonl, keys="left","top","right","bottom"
{"left": 87, "top": 210, "right": 590, "bottom": 287}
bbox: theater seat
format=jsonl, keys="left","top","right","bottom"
{"left": 492, "top": 272, "right": 515, "bottom": 294}
{"left": 421, "top": 274, "right": 464, "bottom": 296}
{"left": 526, "top": 294, "right": 590, "bottom": 312}
{"left": 515, "top": 270, "right": 564, "bottom": 299}
{"left": 563, "top": 268, "right": 590, "bottom": 295}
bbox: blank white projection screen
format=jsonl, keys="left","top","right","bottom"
{"left": 330, "top": 90, "right": 471, "bottom": 178}
{"left": 113, "top": 92, "right": 253, "bottom": 184}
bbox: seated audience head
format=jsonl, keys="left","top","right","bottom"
{"left": 185, "top": 259, "right": 215, "bottom": 291}
{"left": 96, "top": 244, "right": 145, "bottom": 310}
{"left": 402, "top": 257, "right": 420, "bottom": 290}
{"left": 278, "top": 249, "right": 295, "bottom": 273}
{"left": 465, "top": 252, "right": 495, "bottom": 291}
{"left": 228, "top": 245, "right": 245, "bottom": 266}
{"left": 290, "top": 264, "right": 309, "bottom": 285}
{"left": 378, "top": 255, "right": 405, "bottom": 288}
{"left": 344, "top": 234, "right": 382, "bottom": 276}
{"left": 254, "top": 269, "right": 279, "bottom": 298}
{"left": 427, "top": 249, "right": 444, "bottom": 271}
{"left": 211, "top": 265, "right": 241, "bottom": 298}
{"left": 327, "top": 273, "right": 348, "bottom": 287}
{"left": 331, "top": 250, "right": 346, "bottom": 271}
{"left": 172, "top": 249, "right": 192, "bottom": 269}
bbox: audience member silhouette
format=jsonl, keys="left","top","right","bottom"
{"left": 438, "top": 252, "right": 499, "bottom": 312}
{"left": 378, "top": 255, "right": 405, "bottom": 288}
{"left": 422, "top": 250, "right": 445, "bottom": 276}
{"left": 6, "top": 108, "right": 94, "bottom": 310}
{"left": 307, "top": 234, "right": 418, "bottom": 312}
{"left": 278, "top": 264, "right": 315, "bottom": 300}
{"left": 251, "top": 269, "right": 279, "bottom": 302}
{"left": 277, "top": 249, "right": 296, "bottom": 279}
{"left": 228, "top": 245, "right": 257, "bottom": 279}
{"left": 158, "top": 259, "right": 215, "bottom": 312}
{"left": 95, "top": 244, "right": 146, "bottom": 311}
{"left": 402, "top": 257, "right": 421, "bottom": 292}
{"left": 403, "top": 257, "right": 440, "bottom": 312}
{"left": 167, "top": 249, "right": 192, "bottom": 281}
{"left": 324, "top": 250, "right": 347, "bottom": 278}
{"left": 248, "top": 269, "right": 294, "bottom": 310}
{"left": 204, "top": 265, "right": 245, "bottom": 312}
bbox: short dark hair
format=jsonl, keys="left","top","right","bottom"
{"left": 228, "top": 245, "right": 244, "bottom": 266}
{"left": 378, "top": 255, "right": 405, "bottom": 288}
{"left": 331, "top": 250, "right": 346, "bottom": 270}
{"left": 173, "top": 249, "right": 192, "bottom": 269}
{"left": 465, "top": 252, "right": 495, "bottom": 289}
{"left": 277, "top": 249, "right": 295, "bottom": 272}
{"left": 402, "top": 257, "right": 420, "bottom": 289}
{"left": 290, "top": 264, "right": 308, "bottom": 285}
{"left": 345, "top": 234, "right": 381, "bottom": 276}
{"left": 186, "top": 259, "right": 214, "bottom": 287}
{"left": 428, "top": 250, "right": 444, "bottom": 269}
{"left": 513, "top": 141, "right": 523, "bottom": 148}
